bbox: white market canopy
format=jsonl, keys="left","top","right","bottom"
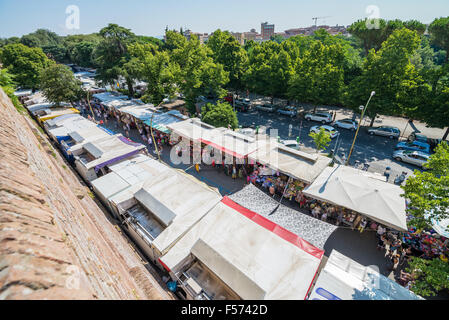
{"left": 249, "top": 140, "right": 332, "bottom": 184}
{"left": 303, "top": 165, "right": 408, "bottom": 231}
{"left": 160, "top": 197, "right": 324, "bottom": 300}
{"left": 308, "top": 250, "right": 423, "bottom": 300}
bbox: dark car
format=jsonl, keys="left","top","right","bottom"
{"left": 256, "top": 104, "right": 276, "bottom": 113}
{"left": 407, "top": 132, "right": 442, "bottom": 151}
{"left": 234, "top": 98, "right": 251, "bottom": 112}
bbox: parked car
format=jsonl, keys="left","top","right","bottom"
{"left": 395, "top": 141, "right": 431, "bottom": 154}
{"left": 367, "top": 126, "right": 401, "bottom": 139}
{"left": 235, "top": 98, "right": 251, "bottom": 112}
{"left": 277, "top": 106, "right": 298, "bottom": 118}
{"left": 407, "top": 132, "right": 442, "bottom": 151}
{"left": 280, "top": 140, "right": 300, "bottom": 150}
{"left": 393, "top": 150, "right": 430, "bottom": 168}
{"left": 334, "top": 119, "right": 358, "bottom": 131}
{"left": 310, "top": 125, "right": 340, "bottom": 139}
{"left": 304, "top": 112, "right": 333, "bottom": 124}
{"left": 256, "top": 104, "right": 276, "bottom": 113}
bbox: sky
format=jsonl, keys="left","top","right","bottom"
{"left": 1, "top": 0, "right": 448, "bottom": 38}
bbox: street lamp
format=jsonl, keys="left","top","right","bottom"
{"left": 345, "top": 91, "right": 375, "bottom": 166}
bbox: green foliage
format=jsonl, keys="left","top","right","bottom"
{"left": 93, "top": 24, "right": 137, "bottom": 95}
{"left": 207, "top": 30, "right": 248, "bottom": 89}
{"left": 402, "top": 142, "right": 449, "bottom": 231}
{"left": 429, "top": 17, "right": 449, "bottom": 62}
{"left": 244, "top": 41, "right": 293, "bottom": 100}
{"left": 289, "top": 40, "right": 345, "bottom": 108}
{"left": 164, "top": 30, "right": 188, "bottom": 51}
{"left": 345, "top": 28, "right": 421, "bottom": 125}
{"left": 173, "top": 36, "right": 229, "bottom": 114}
{"left": 0, "top": 43, "right": 52, "bottom": 89}
{"left": 39, "top": 64, "right": 83, "bottom": 105}
{"left": 201, "top": 102, "right": 238, "bottom": 129}
{"left": 406, "top": 257, "right": 449, "bottom": 297}
{"left": 309, "top": 127, "right": 332, "bottom": 152}
{"left": 0, "top": 69, "right": 26, "bottom": 113}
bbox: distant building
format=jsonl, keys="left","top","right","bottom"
{"left": 184, "top": 29, "right": 209, "bottom": 44}
{"left": 231, "top": 32, "right": 245, "bottom": 45}
{"left": 261, "top": 22, "right": 275, "bottom": 40}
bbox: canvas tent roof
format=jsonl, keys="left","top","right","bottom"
{"left": 199, "top": 129, "right": 259, "bottom": 159}
{"left": 308, "top": 250, "right": 423, "bottom": 300}
{"left": 303, "top": 165, "right": 407, "bottom": 231}
{"left": 249, "top": 140, "right": 332, "bottom": 184}
{"left": 93, "top": 92, "right": 128, "bottom": 103}
{"left": 228, "top": 184, "right": 337, "bottom": 249}
{"left": 167, "top": 118, "right": 223, "bottom": 144}
{"left": 431, "top": 208, "right": 449, "bottom": 238}
{"left": 120, "top": 104, "right": 156, "bottom": 120}
{"left": 143, "top": 111, "right": 189, "bottom": 134}
{"left": 37, "top": 108, "right": 80, "bottom": 123}
{"left": 160, "top": 197, "right": 324, "bottom": 300}
{"left": 75, "top": 134, "right": 146, "bottom": 171}
{"left": 100, "top": 158, "right": 221, "bottom": 255}
{"left": 44, "top": 114, "right": 83, "bottom": 129}
{"left": 91, "top": 154, "right": 169, "bottom": 202}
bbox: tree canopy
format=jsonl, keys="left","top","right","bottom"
{"left": 201, "top": 102, "right": 238, "bottom": 129}
{"left": 0, "top": 43, "right": 52, "bottom": 89}
{"left": 39, "top": 64, "right": 83, "bottom": 105}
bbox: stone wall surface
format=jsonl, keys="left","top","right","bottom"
{"left": 0, "top": 89, "right": 172, "bottom": 300}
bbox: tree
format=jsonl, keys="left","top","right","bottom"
{"left": 345, "top": 28, "right": 421, "bottom": 126}
{"left": 93, "top": 24, "right": 137, "bottom": 96}
{"left": 309, "top": 127, "right": 332, "bottom": 152}
{"left": 207, "top": 30, "right": 248, "bottom": 90}
{"left": 164, "top": 30, "right": 187, "bottom": 52}
{"left": 401, "top": 142, "right": 449, "bottom": 231}
{"left": 173, "top": 35, "right": 229, "bottom": 114}
{"left": 429, "top": 17, "right": 449, "bottom": 62}
{"left": 244, "top": 41, "right": 293, "bottom": 102}
{"left": 0, "top": 43, "right": 52, "bottom": 89}
{"left": 39, "top": 64, "right": 83, "bottom": 105}
{"left": 288, "top": 40, "right": 345, "bottom": 111}
{"left": 134, "top": 47, "right": 178, "bottom": 105}
{"left": 201, "top": 102, "right": 238, "bottom": 129}
{"left": 270, "top": 34, "right": 285, "bottom": 44}
{"left": 406, "top": 257, "right": 449, "bottom": 297}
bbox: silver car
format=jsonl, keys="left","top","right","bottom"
{"left": 334, "top": 119, "right": 358, "bottom": 131}
{"left": 393, "top": 150, "right": 429, "bottom": 168}
{"left": 367, "top": 126, "right": 401, "bottom": 139}
{"left": 304, "top": 112, "right": 333, "bottom": 124}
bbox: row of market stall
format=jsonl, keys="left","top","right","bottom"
{"left": 167, "top": 118, "right": 409, "bottom": 233}
{"left": 16, "top": 88, "right": 423, "bottom": 300}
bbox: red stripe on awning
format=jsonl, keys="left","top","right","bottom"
{"left": 158, "top": 258, "right": 171, "bottom": 272}
{"left": 221, "top": 196, "right": 325, "bottom": 260}
{"left": 199, "top": 138, "right": 246, "bottom": 159}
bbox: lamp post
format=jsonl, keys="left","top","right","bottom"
{"left": 150, "top": 101, "right": 165, "bottom": 162}
{"left": 346, "top": 91, "right": 375, "bottom": 166}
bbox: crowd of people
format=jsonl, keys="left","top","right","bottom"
{"left": 73, "top": 97, "right": 447, "bottom": 294}
{"left": 74, "top": 99, "right": 171, "bottom": 154}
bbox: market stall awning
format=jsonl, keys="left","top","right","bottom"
{"left": 119, "top": 104, "right": 156, "bottom": 121}
{"left": 228, "top": 184, "right": 337, "bottom": 249}
{"left": 161, "top": 197, "right": 324, "bottom": 300}
{"left": 303, "top": 165, "right": 408, "bottom": 231}
{"left": 200, "top": 130, "right": 259, "bottom": 159}
{"left": 143, "top": 111, "right": 188, "bottom": 134}
{"left": 308, "top": 250, "right": 423, "bottom": 300}
{"left": 249, "top": 140, "right": 332, "bottom": 184}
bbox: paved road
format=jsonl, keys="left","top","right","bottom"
{"left": 86, "top": 112, "right": 394, "bottom": 277}
{"left": 237, "top": 109, "right": 423, "bottom": 182}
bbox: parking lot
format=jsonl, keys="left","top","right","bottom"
{"left": 236, "top": 103, "right": 439, "bottom": 181}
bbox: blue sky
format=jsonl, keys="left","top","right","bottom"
{"left": 1, "top": 0, "right": 448, "bottom": 38}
